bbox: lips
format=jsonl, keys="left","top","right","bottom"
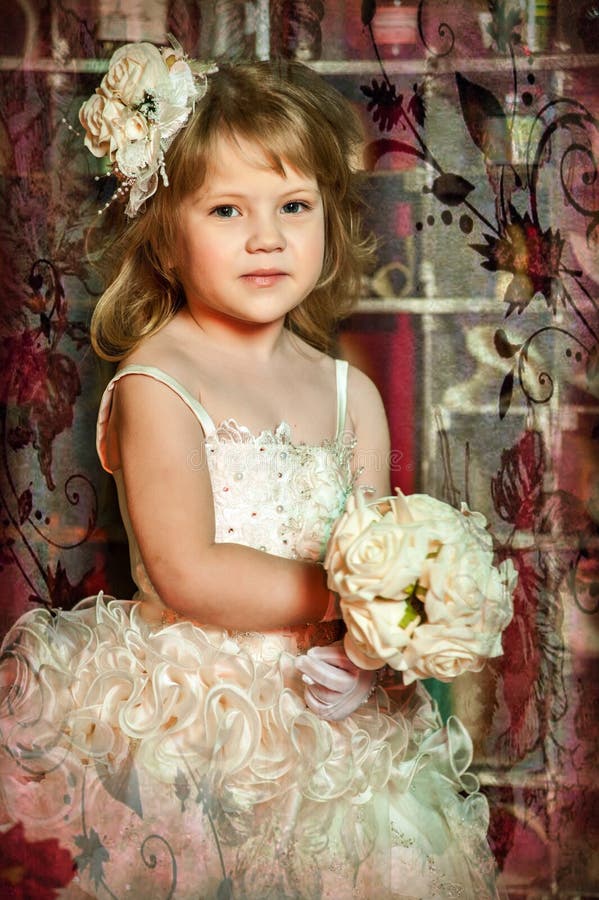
{"left": 242, "top": 269, "right": 287, "bottom": 276}
{"left": 240, "top": 269, "right": 288, "bottom": 286}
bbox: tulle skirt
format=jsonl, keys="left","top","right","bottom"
{"left": 0, "top": 594, "right": 501, "bottom": 898}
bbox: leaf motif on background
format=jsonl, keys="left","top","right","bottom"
{"left": 361, "top": 79, "right": 404, "bottom": 132}
{"left": 44, "top": 560, "right": 95, "bottom": 610}
{"left": 74, "top": 828, "right": 109, "bottom": 888}
{"left": 361, "top": 0, "right": 376, "bottom": 26}
{"left": 430, "top": 173, "right": 475, "bottom": 206}
{"left": 95, "top": 750, "right": 143, "bottom": 819}
{"left": 0, "top": 331, "right": 81, "bottom": 491}
{"left": 407, "top": 83, "right": 426, "bottom": 125}
{"left": 486, "top": 0, "right": 523, "bottom": 51}
{"left": 492, "top": 550, "right": 545, "bottom": 763}
{"left": 455, "top": 72, "right": 511, "bottom": 164}
{"left": 217, "top": 877, "right": 234, "bottom": 899}
{"left": 491, "top": 430, "right": 544, "bottom": 529}
{"left": 499, "top": 368, "right": 514, "bottom": 419}
{"left": 17, "top": 487, "right": 32, "bottom": 524}
{"left": 174, "top": 768, "right": 190, "bottom": 812}
{"left": 364, "top": 138, "right": 424, "bottom": 170}
{"left": 494, "top": 328, "right": 522, "bottom": 359}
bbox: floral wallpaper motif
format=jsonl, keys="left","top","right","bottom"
{"left": 0, "top": 0, "right": 597, "bottom": 896}
{"left": 350, "top": 2, "right": 598, "bottom": 894}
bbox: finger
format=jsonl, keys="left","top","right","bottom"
{"left": 306, "top": 645, "right": 360, "bottom": 675}
{"left": 304, "top": 692, "right": 338, "bottom": 719}
{"left": 306, "top": 684, "right": 342, "bottom": 704}
{"left": 298, "top": 657, "right": 356, "bottom": 692}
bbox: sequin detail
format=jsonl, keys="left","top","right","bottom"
{"left": 205, "top": 419, "right": 357, "bottom": 562}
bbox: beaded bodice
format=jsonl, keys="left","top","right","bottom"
{"left": 96, "top": 362, "right": 356, "bottom": 605}
{"left": 205, "top": 418, "right": 355, "bottom": 560}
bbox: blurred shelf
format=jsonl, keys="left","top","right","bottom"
{"left": 312, "top": 53, "right": 599, "bottom": 76}
{"left": 355, "top": 296, "right": 503, "bottom": 314}
{"left": 1, "top": 52, "right": 597, "bottom": 74}
{"left": 0, "top": 57, "right": 108, "bottom": 73}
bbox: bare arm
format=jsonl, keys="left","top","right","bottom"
{"left": 114, "top": 375, "right": 330, "bottom": 630}
{"left": 347, "top": 365, "right": 391, "bottom": 499}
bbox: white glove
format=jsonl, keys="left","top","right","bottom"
{"left": 295, "top": 642, "right": 378, "bottom": 721}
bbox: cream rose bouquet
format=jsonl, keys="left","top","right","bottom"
{"left": 324, "top": 490, "right": 516, "bottom": 684}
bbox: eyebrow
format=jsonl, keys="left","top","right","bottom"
{"left": 201, "top": 185, "right": 321, "bottom": 202}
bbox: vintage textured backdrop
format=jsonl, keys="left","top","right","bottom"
{"left": 0, "top": 1, "right": 597, "bottom": 896}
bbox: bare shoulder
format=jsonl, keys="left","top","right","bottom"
{"left": 346, "top": 364, "right": 388, "bottom": 429}
{"left": 346, "top": 363, "right": 391, "bottom": 496}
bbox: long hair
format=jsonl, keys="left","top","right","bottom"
{"left": 91, "top": 59, "right": 374, "bottom": 360}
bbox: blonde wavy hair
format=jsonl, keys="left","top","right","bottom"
{"left": 91, "top": 59, "right": 374, "bottom": 360}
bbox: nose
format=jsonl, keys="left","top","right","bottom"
{"left": 245, "top": 212, "right": 286, "bottom": 253}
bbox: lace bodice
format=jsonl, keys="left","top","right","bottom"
{"left": 96, "top": 362, "right": 356, "bottom": 605}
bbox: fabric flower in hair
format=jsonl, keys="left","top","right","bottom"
{"left": 79, "top": 36, "right": 217, "bottom": 217}
{"left": 99, "top": 42, "right": 169, "bottom": 106}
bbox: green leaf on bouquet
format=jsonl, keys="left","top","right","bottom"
{"left": 399, "top": 601, "right": 420, "bottom": 629}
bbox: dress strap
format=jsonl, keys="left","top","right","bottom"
{"left": 334, "top": 359, "right": 349, "bottom": 442}
{"left": 96, "top": 364, "right": 217, "bottom": 473}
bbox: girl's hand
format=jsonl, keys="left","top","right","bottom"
{"left": 295, "top": 642, "right": 377, "bottom": 721}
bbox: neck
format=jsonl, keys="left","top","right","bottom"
{"left": 182, "top": 306, "right": 290, "bottom": 363}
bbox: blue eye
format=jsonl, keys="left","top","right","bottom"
{"left": 282, "top": 201, "right": 309, "bottom": 214}
{"left": 212, "top": 206, "right": 239, "bottom": 218}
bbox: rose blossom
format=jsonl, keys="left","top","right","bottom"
{"left": 341, "top": 597, "right": 419, "bottom": 669}
{"left": 122, "top": 110, "right": 150, "bottom": 142}
{"left": 426, "top": 542, "right": 515, "bottom": 631}
{"left": 99, "top": 42, "right": 169, "bottom": 106}
{"left": 326, "top": 489, "right": 516, "bottom": 683}
{"left": 397, "top": 623, "right": 501, "bottom": 684}
{"left": 325, "top": 492, "right": 430, "bottom": 602}
{"left": 79, "top": 93, "right": 127, "bottom": 159}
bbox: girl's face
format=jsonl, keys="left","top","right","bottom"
{"left": 175, "top": 133, "right": 325, "bottom": 331}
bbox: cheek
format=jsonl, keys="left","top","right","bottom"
{"left": 307, "top": 221, "right": 326, "bottom": 270}
{"left": 179, "top": 232, "right": 224, "bottom": 274}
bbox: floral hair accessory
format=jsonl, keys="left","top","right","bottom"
{"left": 79, "top": 36, "right": 217, "bottom": 217}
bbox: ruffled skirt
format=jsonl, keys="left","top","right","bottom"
{"left": 0, "top": 595, "right": 500, "bottom": 899}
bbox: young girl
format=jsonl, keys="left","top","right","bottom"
{"left": 0, "top": 45, "right": 501, "bottom": 898}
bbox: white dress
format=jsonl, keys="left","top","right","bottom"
{"left": 0, "top": 362, "right": 501, "bottom": 899}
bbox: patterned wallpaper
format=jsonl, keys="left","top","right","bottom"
{"left": 0, "top": 1, "right": 597, "bottom": 895}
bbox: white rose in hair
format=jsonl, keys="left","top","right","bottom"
{"left": 79, "top": 93, "right": 126, "bottom": 158}
{"left": 122, "top": 110, "right": 150, "bottom": 143}
{"left": 99, "top": 42, "right": 169, "bottom": 106}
